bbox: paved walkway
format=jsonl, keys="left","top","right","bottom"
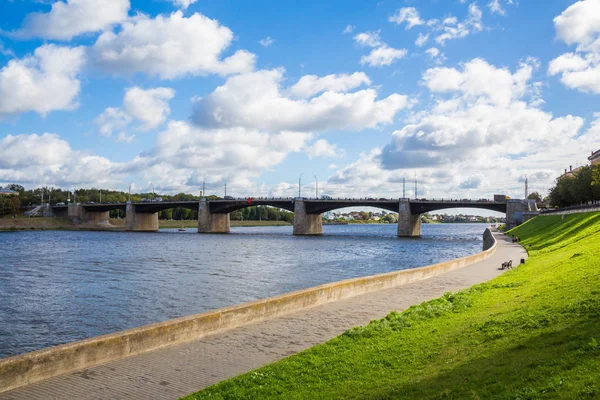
{"left": 0, "top": 232, "right": 526, "bottom": 400}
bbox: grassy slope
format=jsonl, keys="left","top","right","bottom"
{"left": 183, "top": 213, "right": 600, "bottom": 400}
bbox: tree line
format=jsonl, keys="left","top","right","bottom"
{"left": 0, "top": 184, "right": 296, "bottom": 221}
{"left": 548, "top": 164, "right": 600, "bottom": 208}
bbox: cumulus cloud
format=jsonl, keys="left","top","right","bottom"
{"left": 353, "top": 31, "right": 407, "bottom": 67}
{"left": 422, "top": 58, "right": 535, "bottom": 106}
{"left": 0, "top": 133, "right": 127, "bottom": 187}
{"left": 434, "top": 3, "right": 483, "bottom": 45}
{"left": 191, "top": 68, "right": 408, "bottom": 132}
{"left": 0, "top": 44, "right": 85, "bottom": 117}
{"left": 323, "top": 58, "right": 595, "bottom": 200}
{"left": 306, "top": 139, "right": 341, "bottom": 159}
{"left": 123, "top": 87, "right": 175, "bottom": 130}
{"left": 381, "top": 58, "right": 570, "bottom": 169}
{"left": 361, "top": 46, "right": 407, "bottom": 67}
{"left": 415, "top": 33, "right": 429, "bottom": 47}
{"left": 170, "top": 0, "right": 197, "bottom": 9}
{"left": 90, "top": 11, "right": 255, "bottom": 79}
{"left": 95, "top": 86, "right": 175, "bottom": 139}
{"left": 388, "top": 7, "right": 425, "bottom": 29}
{"left": 13, "top": 0, "right": 129, "bottom": 40}
{"left": 132, "top": 121, "right": 314, "bottom": 193}
{"left": 354, "top": 31, "right": 383, "bottom": 48}
{"left": 548, "top": 0, "right": 600, "bottom": 94}
{"left": 288, "top": 72, "right": 370, "bottom": 98}
{"left": 95, "top": 107, "right": 132, "bottom": 137}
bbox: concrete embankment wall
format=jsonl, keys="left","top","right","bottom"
{"left": 0, "top": 229, "right": 497, "bottom": 393}
{"left": 541, "top": 206, "right": 600, "bottom": 216}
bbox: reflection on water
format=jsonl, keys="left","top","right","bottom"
{"left": 0, "top": 223, "right": 488, "bottom": 358}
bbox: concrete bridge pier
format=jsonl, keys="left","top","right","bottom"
{"left": 398, "top": 199, "right": 421, "bottom": 238}
{"left": 506, "top": 199, "right": 539, "bottom": 229}
{"left": 198, "top": 199, "right": 230, "bottom": 233}
{"left": 67, "top": 204, "right": 110, "bottom": 225}
{"left": 125, "top": 203, "right": 159, "bottom": 232}
{"left": 293, "top": 199, "right": 322, "bottom": 236}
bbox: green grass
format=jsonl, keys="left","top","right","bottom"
{"left": 182, "top": 212, "right": 600, "bottom": 400}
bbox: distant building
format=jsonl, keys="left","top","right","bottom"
{"left": 560, "top": 165, "right": 583, "bottom": 178}
{"left": 0, "top": 188, "right": 17, "bottom": 196}
{"left": 589, "top": 149, "right": 600, "bottom": 166}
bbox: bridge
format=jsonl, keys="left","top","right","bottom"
{"left": 52, "top": 197, "right": 537, "bottom": 237}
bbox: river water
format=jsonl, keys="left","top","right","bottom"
{"left": 0, "top": 223, "right": 489, "bottom": 358}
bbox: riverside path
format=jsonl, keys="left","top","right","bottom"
{"left": 0, "top": 231, "right": 527, "bottom": 400}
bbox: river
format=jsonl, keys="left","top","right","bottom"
{"left": 0, "top": 223, "right": 489, "bottom": 358}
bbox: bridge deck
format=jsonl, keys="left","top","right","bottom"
{"left": 52, "top": 199, "right": 508, "bottom": 215}
{"left": 0, "top": 232, "right": 525, "bottom": 400}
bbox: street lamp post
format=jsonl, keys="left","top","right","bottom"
{"left": 314, "top": 175, "right": 318, "bottom": 199}
{"left": 128, "top": 182, "right": 133, "bottom": 202}
{"left": 222, "top": 178, "right": 227, "bottom": 198}
{"left": 299, "top": 173, "right": 303, "bottom": 197}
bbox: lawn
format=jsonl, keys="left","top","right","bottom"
{"left": 183, "top": 212, "right": 600, "bottom": 399}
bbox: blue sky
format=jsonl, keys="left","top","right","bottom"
{"left": 0, "top": 0, "right": 598, "bottom": 202}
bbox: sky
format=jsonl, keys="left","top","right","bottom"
{"left": 0, "top": 0, "right": 599, "bottom": 203}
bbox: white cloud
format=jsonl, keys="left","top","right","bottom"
{"left": 134, "top": 121, "right": 314, "bottom": 193}
{"left": 306, "top": 139, "right": 341, "bottom": 159}
{"left": 353, "top": 30, "right": 407, "bottom": 67}
{"left": 13, "top": 0, "right": 129, "bottom": 40}
{"left": 389, "top": 7, "right": 425, "bottom": 29}
{"left": 415, "top": 33, "right": 429, "bottom": 47}
{"left": 95, "top": 87, "right": 175, "bottom": 139}
{"left": 95, "top": 107, "right": 132, "bottom": 137}
{"left": 425, "top": 47, "right": 441, "bottom": 59}
{"left": 288, "top": 72, "right": 371, "bottom": 98}
{"left": 553, "top": 0, "right": 600, "bottom": 47}
{"left": 422, "top": 58, "right": 535, "bottom": 106}
{"left": 0, "top": 44, "right": 85, "bottom": 117}
{"left": 360, "top": 46, "right": 407, "bottom": 67}
{"left": 170, "top": 0, "right": 197, "bottom": 9}
{"left": 191, "top": 68, "right": 408, "bottom": 132}
{"left": 382, "top": 59, "right": 584, "bottom": 180}
{"left": 91, "top": 11, "right": 255, "bottom": 79}
{"left": 0, "top": 133, "right": 126, "bottom": 187}
{"left": 259, "top": 36, "right": 274, "bottom": 47}
{"left": 123, "top": 87, "right": 175, "bottom": 130}
{"left": 354, "top": 31, "right": 383, "bottom": 47}
{"left": 549, "top": 0, "right": 600, "bottom": 94}
{"left": 0, "top": 40, "right": 15, "bottom": 57}
{"left": 426, "top": 3, "right": 484, "bottom": 45}
{"left": 326, "top": 58, "right": 594, "bottom": 200}
{"left": 488, "top": 0, "right": 504, "bottom": 15}
{"left": 343, "top": 25, "right": 355, "bottom": 34}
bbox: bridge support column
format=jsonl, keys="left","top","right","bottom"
{"left": 398, "top": 199, "right": 421, "bottom": 237}
{"left": 67, "top": 204, "right": 110, "bottom": 225}
{"left": 293, "top": 199, "right": 322, "bottom": 236}
{"left": 125, "top": 203, "right": 159, "bottom": 232}
{"left": 198, "top": 199, "right": 230, "bottom": 233}
{"left": 506, "top": 199, "right": 538, "bottom": 229}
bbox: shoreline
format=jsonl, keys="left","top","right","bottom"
{"left": 0, "top": 218, "right": 492, "bottom": 232}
